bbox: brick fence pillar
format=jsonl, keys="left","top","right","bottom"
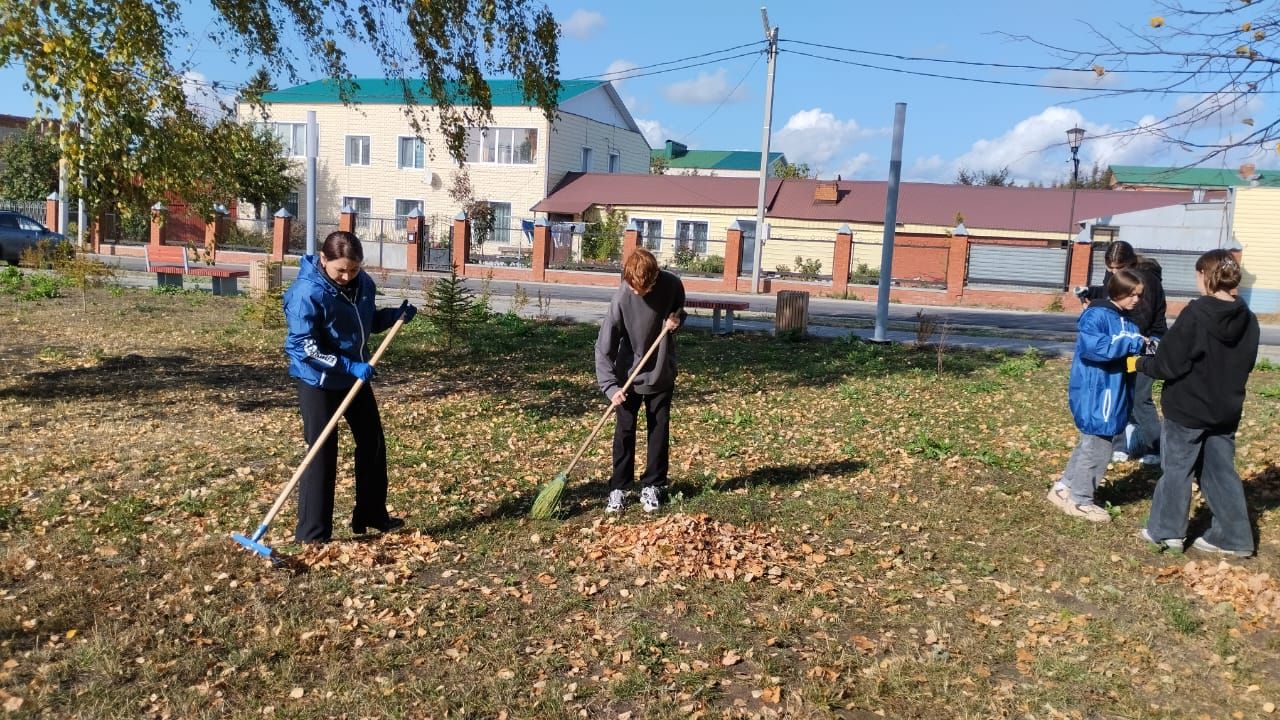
{"left": 1067, "top": 240, "right": 1093, "bottom": 290}
{"left": 45, "top": 193, "right": 59, "bottom": 232}
{"left": 404, "top": 209, "right": 424, "bottom": 272}
{"left": 204, "top": 205, "right": 227, "bottom": 264}
{"left": 621, "top": 220, "right": 643, "bottom": 269}
{"left": 90, "top": 215, "right": 103, "bottom": 253}
{"left": 832, "top": 224, "right": 853, "bottom": 297}
{"left": 451, "top": 212, "right": 470, "bottom": 272}
{"left": 724, "top": 222, "right": 744, "bottom": 291}
{"left": 149, "top": 202, "right": 168, "bottom": 247}
{"left": 946, "top": 223, "right": 969, "bottom": 300}
{"left": 272, "top": 208, "right": 293, "bottom": 261}
{"left": 338, "top": 204, "right": 357, "bottom": 234}
{"left": 531, "top": 218, "right": 550, "bottom": 282}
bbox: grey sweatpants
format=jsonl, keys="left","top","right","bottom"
{"left": 1145, "top": 419, "right": 1253, "bottom": 553}
{"left": 1061, "top": 432, "right": 1114, "bottom": 506}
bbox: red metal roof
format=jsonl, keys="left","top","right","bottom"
{"left": 533, "top": 174, "right": 1198, "bottom": 233}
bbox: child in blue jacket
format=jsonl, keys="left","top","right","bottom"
{"left": 1047, "top": 268, "right": 1147, "bottom": 522}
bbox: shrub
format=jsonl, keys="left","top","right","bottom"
{"left": 850, "top": 262, "right": 880, "bottom": 284}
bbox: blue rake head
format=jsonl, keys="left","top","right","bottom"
{"left": 231, "top": 524, "right": 274, "bottom": 559}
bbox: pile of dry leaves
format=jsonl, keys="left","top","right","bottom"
{"left": 1157, "top": 560, "right": 1280, "bottom": 628}
{"left": 578, "top": 513, "right": 791, "bottom": 582}
{"left": 291, "top": 531, "right": 442, "bottom": 580}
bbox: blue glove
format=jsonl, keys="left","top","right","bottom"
{"left": 350, "top": 362, "right": 376, "bottom": 382}
{"left": 402, "top": 303, "right": 417, "bottom": 324}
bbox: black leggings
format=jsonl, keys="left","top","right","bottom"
{"left": 610, "top": 387, "right": 673, "bottom": 490}
{"left": 294, "top": 380, "right": 389, "bottom": 542}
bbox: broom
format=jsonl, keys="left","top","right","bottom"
{"left": 530, "top": 323, "right": 671, "bottom": 519}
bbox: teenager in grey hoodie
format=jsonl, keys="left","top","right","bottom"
{"left": 595, "top": 247, "right": 686, "bottom": 513}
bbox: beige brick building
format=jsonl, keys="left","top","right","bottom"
{"left": 237, "top": 79, "right": 648, "bottom": 248}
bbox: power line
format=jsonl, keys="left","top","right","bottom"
{"left": 780, "top": 38, "right": 1274, "bottom": 77}
{"left": 782, "top": 47, "right": 1280, "bottom": 94}
{"left": 565, "top": 41, "right": 765, "bottom": 81}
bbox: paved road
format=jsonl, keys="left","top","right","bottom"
{"left": 93, "top": 253, "right": 1280, "bottom": 360}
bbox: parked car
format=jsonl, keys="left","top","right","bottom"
{"left": 0, "top": 211, "right": 67, "bottom": 264}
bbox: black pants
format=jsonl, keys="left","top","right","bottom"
{"left": 295, "top": 380, "right": 390, "bottom": 542}
{"left": 610, "top": 387, "right": 673, "bottom": 491}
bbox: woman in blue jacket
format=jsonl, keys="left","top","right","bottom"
{"left": 283, "top": 231, "right": 416, "bottom": 543}
{"left": 1047, "top": 269, "right": 1147, "bottom": 522}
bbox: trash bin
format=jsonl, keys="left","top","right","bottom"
{"left": 775, "top": 290, "right": 810, "bottom": 336}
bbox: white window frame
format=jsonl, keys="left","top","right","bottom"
{"left": 345, "top": 135, "right": 371, "bottom": 166}
{"left": 675, "top": 218, "right": 711, "bottom": 255}
{"left": 580, "top": 147, "right": 593, "bottom": 172}
{"left": 261, "top": 121, "right": 308, "bottom": 157}
{"left": 341, "top": 195, "right": 373, "bottom": 233}
{"left": 397, "top": 136, "right": 425, "bottom": 169}
{"left": 608, "top": 151, "right": 621, "bottom": 173}
{"left": 633, "top": 218, "right": 662, "bottom": 252}
{"left": 465, "top": 127, "right": 538, "bottom": 165}
{"left": 394, "top": 198, "right": 424, "bottom": 231}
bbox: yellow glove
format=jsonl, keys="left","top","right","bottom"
{"left": 1125, "top": 356, "right": 1138, "bottom": 373}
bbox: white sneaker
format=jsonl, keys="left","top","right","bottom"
{"left": 640, "top": 486, "right": 661, "bottom": 513}
{"left": 1140, "top": 454, "right": 1161, "bottom": 466}
{"left": 605, "top": 489, "right": 626, "bottom": 514}
{"left": 1111, "top": 451, "right": 1131, "bottom": 463}
{"left": 1139, "top": 528, "right": 1183, "bottom": 551}
{"left": 1191, "top": 537, "right": 1252, "bottom": 558}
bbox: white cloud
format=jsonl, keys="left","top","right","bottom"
{"left": 1172, "top": 91, "right": 1264, "bottom": 130}
{"left": 663, "top": 69, "right": 748, "bottom": 105}
{"left": 561, "top": 9, "right": 605, "bottom": 40}
{"left": 182, "top": 71, "right": 230, "bottom": 120}
{"left": 918, "top": 106, "right": 1166, "bottom": 185}
{"left": 771, "top": 108, "right": 881, "bottom": 175}
{"left": 834, "top": 152, "right": 875, "bottom": 179}
{"left": 635, "top": 118, "right": 672, "bottom": 147}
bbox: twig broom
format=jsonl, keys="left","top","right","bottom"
{"left": 530, "top": 324, "right": 670, "bottom": 519}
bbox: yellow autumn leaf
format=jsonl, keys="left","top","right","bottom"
{"left": 1255, "top": 30, "right": 1267, "bottom": 41}
{"left": 1237, "top": 44, "right": 1252, "bottom": 56}
{"left": 1092, "top": 65, "right": 1106, "bottom": 77}
{"left": 1275, "top": 142, "right": 1280, "bottom": 155}
{"left": 1150, "top": 16, "right": 1164, "bottom": 28}
{"left": 1243, "top": 118, "right": 1255, "bottom": 126}
{"left": 1242, "top": 22, "right": 1252, "bottom": 32}
{"left": 65, "top": 629, "right": 77, "bottom": 639}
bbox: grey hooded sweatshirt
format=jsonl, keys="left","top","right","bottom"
{"left": 595, "top": 271, "right": 687, "bottom": 399}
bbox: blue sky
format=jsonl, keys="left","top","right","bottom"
{"left": 1, "top": 0, "right": 1271, "bottom": 184}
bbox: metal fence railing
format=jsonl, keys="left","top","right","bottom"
{"left": 548, "top": 222, "right": 620, "bottom": 274}
{"left": 469, "top": 222, "right": 533, "bottom": 267}
{"left": 0, "top": 199, "right": 46, "bottom": 223}
{"left": 421, "top": 216, "right": 454, "bottom": 272}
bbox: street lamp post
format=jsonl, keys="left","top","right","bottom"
{"left": 1063, "top": 126, "right": 1085, "bottom": 290}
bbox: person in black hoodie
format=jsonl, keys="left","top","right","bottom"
{"left": 1137, "top": 249, "right": 1259, "bottom": 557}
{"left": 1082, "top": 241, "right": 1168, "bottom": 463}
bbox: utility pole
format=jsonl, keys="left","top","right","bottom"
{"left": 871, "top": 103, "right": 906, "bottom": 343}
{"left": 305, "top": 110, "right": 318, "bottom": 255}
{"left": 749, "top": 7, "right": 778, "bottom": 294}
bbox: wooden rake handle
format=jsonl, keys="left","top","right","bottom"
{"left": 561, "top": 322, "right": 671, "bottom": 478}
{"left": 256, "top": 306, "right": 410, "bottom": 531}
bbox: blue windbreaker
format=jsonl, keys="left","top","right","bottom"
{"left": 283, "top": 255, "right": 400, "bottom": 390}
{"left": 1068, "top": 300, "right": 1146, "bottom": 436}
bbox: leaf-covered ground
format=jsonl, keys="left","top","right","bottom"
{"left": 2, "top": 287, "right": 1280, "bottom": 719}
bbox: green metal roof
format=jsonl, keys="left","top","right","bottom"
{"left": 651, "top": 148, "right": 786, "bottom": 172}
{"left": 1109, "top": 164, "right": 1280, "bottom": 188}
{"left": 260, "top": 78, "right": 603, "bottom": 106}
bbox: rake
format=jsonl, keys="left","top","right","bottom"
{"left": 530, "top": 323, "right": 670, "bottom": 519}
{"left": 232, "top": 302, "right": 410, "bottom": 560}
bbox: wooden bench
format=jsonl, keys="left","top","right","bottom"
{"left": 144, "top": 244, "right": 249, "bottom": 296}
{"left": 685, "top": 298, "right": 749, "bottom": 335}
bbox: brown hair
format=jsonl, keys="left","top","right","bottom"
{"left": 623, "top": 247, "right": 660, "bottom": 294}
{"left": 1196, "top": 249, "right": 1242, "bottom": 294}
{"left": 1103, "top": 240, "right": 1138, "bottom": 269}
{"left": 1106, "top": 267, "right": 1144, "bottom": 301}
{"left": 321, "top": 230, "right": 364, "bottom": 262}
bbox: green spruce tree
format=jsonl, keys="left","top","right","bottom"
{"left": 426, "top": 266, "right": 477, "bottom": 348}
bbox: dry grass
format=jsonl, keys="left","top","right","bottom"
{"left": 2, "top": 284, "right": 1280, "bottom": 718}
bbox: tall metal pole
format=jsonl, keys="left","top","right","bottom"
{"left": 77, "top": 120, "right": 86, "bottom": 248}
{"left": 750, "top": 8, "right": 778, "bottom": 294}
{"left": 305, "top": 110, "right": 318, "bottom": 255}
{"left": 1062, "top": 146, "right": 1080, "bottom": 289}
{"left": 872, "top": 103, "right": 906, "bottom": 343}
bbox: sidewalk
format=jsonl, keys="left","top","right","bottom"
{"left": 92, "top": 254, "right": 1280, "bottom": 361}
